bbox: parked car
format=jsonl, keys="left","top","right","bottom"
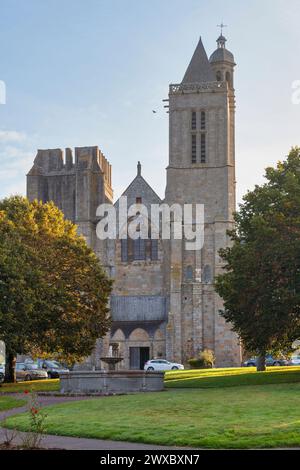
{"left": 243, "top": 355, "right": 289, "bottom": 367}
{"left": 144, "top": 359, "right": 184, "bottom": 371}
{"left": 289, "top": 354, "right": 300, "bottom": 366}
{"left": 37, "top": 360, "right": 69, "bottom": 378}
{"left": 16, "top": 363, "right": 48, "bottom": 381}
{"left": 0, "top": 364, "right": 4, "bottom": 383}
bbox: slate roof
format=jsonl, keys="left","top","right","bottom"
{"left": 182, "top": 37, "right": 215, "bottom": 84}
{"left": 209, "top": 47, "right": 235, "bottom": 64}
{"left": 114, "top": 163, "right": 162, "bottom": 212}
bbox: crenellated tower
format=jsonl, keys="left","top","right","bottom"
{"left": 27, "top": 146, "right": 113, "bottom": 267}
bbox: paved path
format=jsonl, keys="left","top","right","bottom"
{"left": 0, "top": 395, "right": 188, "bottom": 450}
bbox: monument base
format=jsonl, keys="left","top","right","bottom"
{"left": 59, "top": 370, "right": 164, "bottom": 394}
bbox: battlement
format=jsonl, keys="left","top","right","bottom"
{"left": 169, "top": 81, "right": 227, "bottom": 95}
{"left": 27, "top": 145, "right": 113, "bottom": 222}
{"left": 28, "top": 146, "right": 112, "bottom": 187}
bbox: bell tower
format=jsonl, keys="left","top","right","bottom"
{"left": 165, "top": 33, "right": 241, "bottom": 367}
{"left": 210, "top": 33, "right": 236, "bottom": 85}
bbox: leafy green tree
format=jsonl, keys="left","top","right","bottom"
{"left": 215, "top": 148, "right": 300, "bottom": 371}
{"left": 0, "top": 196, "right": 112, "bottom": 382}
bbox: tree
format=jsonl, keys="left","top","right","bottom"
{"left": 0, "top": 196, "right": 112, "bottom": 382}
{"left": 215, "top": 148, "right": 300, "bottom": 371}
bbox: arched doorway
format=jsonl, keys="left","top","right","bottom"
{"left": 128, "top": 328, "right": 150, "bottom": 370}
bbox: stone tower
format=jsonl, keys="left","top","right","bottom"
{"left": 27, "top": 146, "right": 113, "bottom": 268}
{"left": 165, "top": 35, "right": 241, "bottom": 367}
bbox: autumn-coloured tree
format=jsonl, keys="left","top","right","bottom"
{"left": 0, "top": 196, "right": 112, "bottom": 382}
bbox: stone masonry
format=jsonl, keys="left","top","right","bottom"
{"left": 27, "top": 33, "right": 242, "bottom": 369}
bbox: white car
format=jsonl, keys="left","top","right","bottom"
{"left": 144, "top": 359, "right": 184, "bottom": 371}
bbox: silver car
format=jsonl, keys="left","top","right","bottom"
{"left": 16, "top": 363, "right": 48, "bottom": 381}
{"left": 289, "top": 354, "right": 300, "bottom": 366}
{"left": 0, "top": 364, "right": 4, "bottom": 383}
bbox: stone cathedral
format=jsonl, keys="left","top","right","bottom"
{"left": 27, "top": 33, "right": 241, "bottom": 369}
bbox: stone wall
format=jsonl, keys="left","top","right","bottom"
{"left": 60, "top": 370, "right": 165, "bottom": 394}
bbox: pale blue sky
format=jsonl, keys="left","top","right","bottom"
{"left": 0, "top": 0, "right": 299, "bottom": 203}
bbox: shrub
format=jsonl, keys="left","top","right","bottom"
{"left": 21, "top": 390, "right": 47, "bottom": 449}
{"left": 188, "top": 349, "right": 215, "bottom": 369}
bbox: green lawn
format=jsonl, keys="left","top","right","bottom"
{"left": 0, "top": 396, "right": 25, "bottom": 412}
{"left": 0, "top": 379, "right": 59, "bottom": 394}
{"left": 1, "top": 368, "right": 299, "bottom": 394}
{"left": 4, "top": 382, "right": 300, "bottom": 449}
{"left": 165, "top": 366, "right": 300, "bottom": 388}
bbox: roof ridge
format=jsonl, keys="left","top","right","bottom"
{"left": 114, "top": 173, "right": 162, "bottom": 207}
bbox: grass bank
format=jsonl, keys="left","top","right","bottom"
{"left": 164, "top": 366, "right": 300, "bottom": 388}
{"left": 0, "top": 379, "right": 59, "bottom": 394}
{"left": 5, "top": 381, "right": 300, "bottom": 449}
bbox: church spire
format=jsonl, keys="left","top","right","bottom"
{"left": 182, "top": 37, "right": 215, "bottom": 84}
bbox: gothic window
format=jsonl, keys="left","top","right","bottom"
{"left": 203, "top": 265, "right": 212, "bottom": 284}
{"left": 151, "top": 239, "right": 158, "bottom": 261}
{"left": 226, "top": 71, "right": 232, "bottom": 87}
{"left": 201, "top": 133, "right": 206, "bottom": 163}
{"left": 201, "top": 111, "right": 206, "bottom": 131}
{"left": 121, "top": 239, "right": 128, "bottom": 262}
{"left": 191, "top": 134, "right": 197, "bottom": 164}
{"left": 121, "top": 237, "right": 160, "bottom": 263}
{"left": 121, "top": 213, "right": 160, "bottom": 263}
{"left": 191, "top": 111, "right": 197, "bottom": 130}
{"left": 216, "top": 71, "right": 222, "bottom": 81}
{"left": 133, "top": 238, "right": 145, "bottom": 260}
{"left": 191, "top": 110, "right": 207, "bottom": 164}
{"left": 185, "top": 266, "right": 193, "bottom": 281}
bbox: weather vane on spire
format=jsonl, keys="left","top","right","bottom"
{"left": 217, "top": 22, "right": 227, "bottom": 36}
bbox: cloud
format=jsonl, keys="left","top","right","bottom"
{"left": 0, "top": 129, "right": 36, "bottom": 199}
{"left": 0, "top": 130, "right": 28, "bottom": 143}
